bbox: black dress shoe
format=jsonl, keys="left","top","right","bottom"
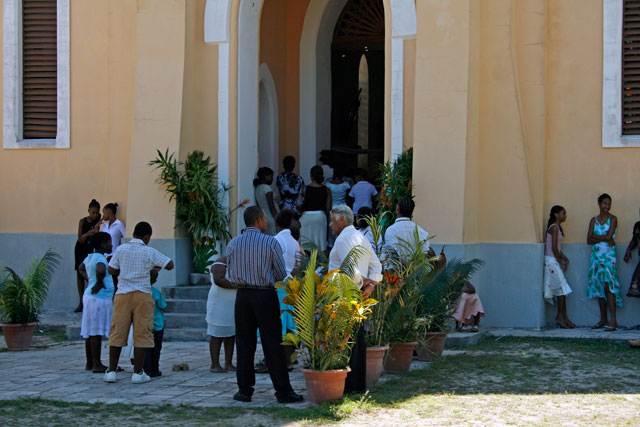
{"left": 149, "top": 370, "right": 162, "bottom": 378}
{"left": 233, "top": 392, "right": 252, "bottom": 402}
{"left": 277, "top": 391, "right": 304, "bottom": 403}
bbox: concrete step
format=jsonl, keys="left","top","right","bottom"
{"left": 164, "top": 313, "right": 207, "bottom": 329}
{"left": 165, "top": 299, "right": 207, "bottom": 314}
{"left": 162, "top": 285, "right": 210, "bottom": 300}
{"left": 445, "top": 331, "right": 486, "bottom": 347}
{"left": 164, "top": 328, "right": 208, "bottom": 342}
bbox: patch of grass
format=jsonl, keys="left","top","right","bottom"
{"left": 2, "top": 338, "right": 640, "bottom": 425}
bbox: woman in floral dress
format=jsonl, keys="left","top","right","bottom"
{"left": 586, "top": 193, "right": 622, "bottom": 331}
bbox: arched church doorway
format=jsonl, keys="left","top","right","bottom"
{"left": 258, "top": 63, "right": 278, "bottom": 177}
{"left": 330, "top": 0, "right": 384, "bottom": 178}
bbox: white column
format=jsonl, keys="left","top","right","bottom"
{"left": 391, "top": 37, "right": 404, "bottom": 160}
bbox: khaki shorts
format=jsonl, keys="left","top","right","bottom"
{"left": 108, "top": 291, "right": 155, "bottom": 348}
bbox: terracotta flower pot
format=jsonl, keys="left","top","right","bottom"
{"left": 302, "top": 368, "right": 349, "bottom": 406}
{"left": 1, "top": 322, "right": 36, "bottom": 351}
{"left": 366, "top": 345, "right": 389, "bottom": 387}
{"left": 384, "top": 342, "right": 417, "bottom": 374}
{"left": 416, "top": 332, "right": 447, "bottom": 362}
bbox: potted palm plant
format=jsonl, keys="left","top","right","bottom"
{"left": 415, "top": 258, "right": 484, "bottom": 361}
{"left": 278, "top": 250, "right": 377, "bottom": 405}
{"left": 0, "top": 250, "right": 61, "bottom": 351}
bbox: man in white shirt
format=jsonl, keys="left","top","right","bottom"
{"left": 274, "top": 210, "right": 302, "bottom": 276}
{"left": 383, "top": 198, "right": 430, "bottom": 260}
{"left": 328, "top": 205, "right": 382, "bottom": 393}
{"left": 105, "top": 221, "right": 174, "bottom": 384}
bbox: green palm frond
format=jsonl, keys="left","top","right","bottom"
{"left": 327, "top": 272, "right": 362, "bottom": 304}
{"left": 338, "top": 245, "right": 367, "bottom": 278}
{"left": 293, "top": 251, "right": 318, "bottom": 357}
{"left": 0, "top": 249, "right": 61, "bottom": 324}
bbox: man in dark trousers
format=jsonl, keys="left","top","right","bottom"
{"left": 227, "top": 206, "right": 303, "bottom": 404}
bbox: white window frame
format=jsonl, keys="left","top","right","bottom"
{"left": 603, "top": 0, "right": 640, "bottom": 147}
{"left": 3, "top": 0, "right": 70, "bottom": 149}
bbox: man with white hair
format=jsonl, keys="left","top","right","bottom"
{"left": 328, "top": 205, "right": 382, "bottom": 393}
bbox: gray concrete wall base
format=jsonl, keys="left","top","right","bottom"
{"left": 432, "top": 242, "right": 640, "bottom": 328}
{"left": 0, "top": 234, "right": 192, "bottom": 312}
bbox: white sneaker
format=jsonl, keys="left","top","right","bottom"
{"left": 103, "top": 370, "right": 117, "bottom": 383}
{"left": 131, "top": 371, "right": 151, "bottom": 384}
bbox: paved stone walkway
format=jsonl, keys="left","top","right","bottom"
{"left": 0, "top": 340, "right": 429, "bottom": 408}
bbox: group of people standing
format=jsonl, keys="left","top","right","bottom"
{"left": 543, "top": 193, "right": 640, "bottom": 339}
{"left": 252, "top": 154, "right": 378, "bottom": 254}
{"left": 75, "top": 199, "right": 174, "bottom": 383}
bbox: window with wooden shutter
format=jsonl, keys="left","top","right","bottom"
{"left": 623, "top": 0, "right": 640, "bottom": 135}
{"left": 22, "top": 0, "right": 57, "bottom": 139}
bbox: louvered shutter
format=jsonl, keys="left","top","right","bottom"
{"left": 22, "top": 0, "right": 57, "bottom": 139}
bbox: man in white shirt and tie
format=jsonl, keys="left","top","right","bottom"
{"left": 328, "top": 205, "right": 382, "bottom": 393}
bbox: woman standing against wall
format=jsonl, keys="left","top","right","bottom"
{"left": 74, "top": 199, "right": 102, "bottom": 312}
{"left": 543, "top": 205, "right": 574, "bottom": 328}
{"left": 254, "top": 167, "right": 279, "bottom": 235}
{"left": 587, "top": 193, "right": 622, "bottom": 331}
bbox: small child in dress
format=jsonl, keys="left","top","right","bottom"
{"left": 78, "top": 232, "right": 114, "bottom": 373}
{"left": 144, "top": 268, "right": 167, "bottom": 377}
{"left": 452, "top": 281, "right": 485, "bottom": 332}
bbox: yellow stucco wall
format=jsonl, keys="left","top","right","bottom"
{"left": 179, "top": 0, "right": 219, "bottom": 163}
{"left": 0, "top": 0, "right": 137, "bottom": 235}
{"left": 546, "top": 0, "right": 640, "bottom": 244}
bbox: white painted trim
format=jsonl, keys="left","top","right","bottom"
{"left": 390, "top": 0, "right": 417, "bottom": 39}
{"left": 204, "top": 0, "right": 231, "bottom": 44}
{"left": 3, "top": 0, "right": 70, "bottom": 149}
{"left": 602, "top": 0, "right": 640, "bottom": 147}
{"left": 391, "top": 38, "right": 404, "bottom": 159}
{"left": 217, "top": 43, "right": 230, "bottom": 189}
{"left": 258, "top": 62, "right": 279, "bottom": 174}
{"left": 237, "top": 0, "right": 264, "bottom": 232}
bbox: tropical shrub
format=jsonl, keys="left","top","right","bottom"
{"left": 150, "top": 149, "right": 247, "bottom": 272}
{"left": 192, "top": 238, "right": 217, "bottom": 274}
{"left": 277, "top": 250, "right": 377, "bottom": 371}
{"left": 377, "top": 147, "right": 413, "bottom": 224}
{"left": 0, "top": 250, "right": 61, "bottom": 324}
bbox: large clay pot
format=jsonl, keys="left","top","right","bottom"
{"left": 1, "top": 322, "right": 36, "bottom": 351}
{"left": 302, "top": 368, "right": 349, "bottom": 406}
{"left": 366, "top": 345, "right": 389, "bottom": 387}
{"left": 384, "top": 342, "right": 417, "bottom": 374}
{"left": 416, "top": 332, "right": 447, "bottom": 362}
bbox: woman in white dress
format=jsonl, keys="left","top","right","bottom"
{"left": 206, "top": 257, "right": 237, "bottom": 372}
{"left": 299, "top": 166, "right": 332, "bottom": 251}
{"left": 254, "top": 167, "right": 279, "bottom": 235}
{"left": 543, "top": 205, "right": 574, "bottom": 329}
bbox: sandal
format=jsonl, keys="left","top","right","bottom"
{"left": 592, "top": 322, "right": 606, "bottom": 329}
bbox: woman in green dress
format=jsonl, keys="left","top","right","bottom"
{"left": 586, "top": 193, "right": 622, "bottom": 331}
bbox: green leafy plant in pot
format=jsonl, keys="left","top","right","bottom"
{"left": 149, "top": 150, "right": 247, "bottom": 283}
{"left": 415, "top": 257, "right": 484, "bottom": 361}
{"left": 0, "top": 249, "right": 61, "bottom": 351}
{"left": 277, "top": 250, "right": 377, "bottom": 405}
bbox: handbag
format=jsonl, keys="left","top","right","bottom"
{"left": 627, "top": 279, "right": 640, "bottom": 298}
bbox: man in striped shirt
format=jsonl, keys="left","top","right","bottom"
{"left": 227, "top": 206, "right": 303, "bottom": 404}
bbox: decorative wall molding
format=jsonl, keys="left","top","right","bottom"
{"left": 3, "top": 0, "right": 70, "bottom": 149}
{"left": 602, "top": 0, "right": 640, "bottom": 147}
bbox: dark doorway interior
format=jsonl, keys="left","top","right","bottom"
{"left": 330, "top": 0, "right": 384, "bottom": 179}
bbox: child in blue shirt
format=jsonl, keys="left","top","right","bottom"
{"left": 78, "top": 232, "right": 114, "bottom": 373}
{"left": 144, "top": 268, "right": 167, "bottom": 377}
